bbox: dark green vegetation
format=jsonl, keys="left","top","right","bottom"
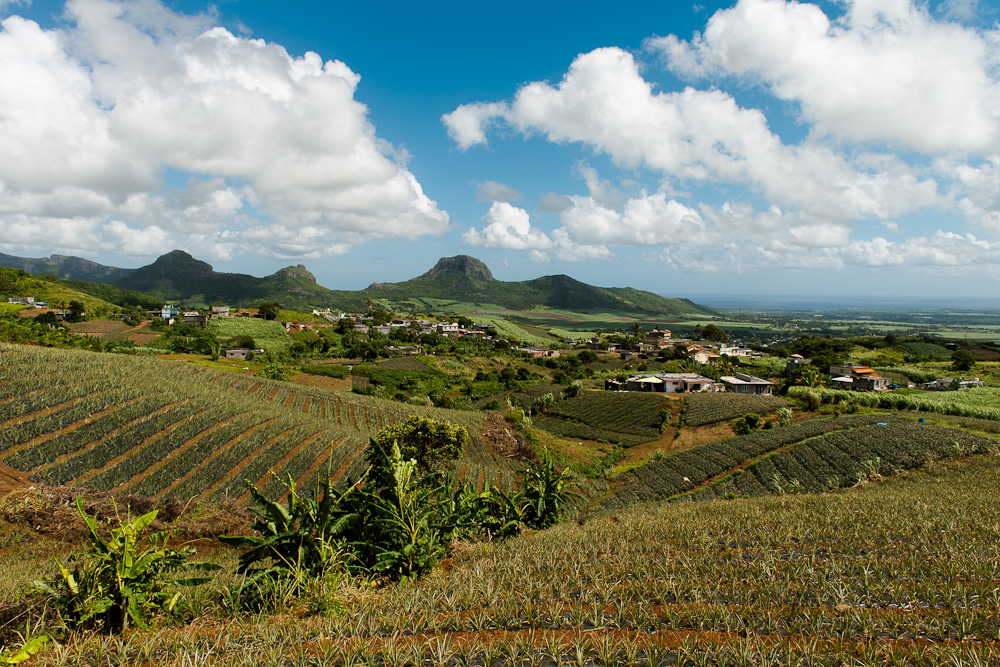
{"left": 60, "top": 280, "right": 162, "bottom": 311}
{"left": 365, "top": 416, "right": 470, "bottom": 489}
{"left": 5, "top": 251, "right": 720, "bottom": 316}
{"left": 536, "top": 392, "right": 669, "bottom": 448}
{"left": 115, "top": 251, "right": 328, "bottom": 310}
{"left": 0, "top": 253, "right": 133, "bottom": 283}
{"left": 363, "top": 256, "right": 718, "bottom": 317}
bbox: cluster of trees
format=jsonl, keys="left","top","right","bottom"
{"left": 693, "top": 323, "right": 729, "bottom": 343}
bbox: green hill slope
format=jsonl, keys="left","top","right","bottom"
{"left": 365, "top": 255, "right": 720, "bottom": 317}
{"left": 0, "top": 252, "right": 133, "bottom": 282}
{"left": 115, "top": 250, "right": 336, "bottom": 309}
{"left": 8, "top": 250, "right": 720, "bottom": 317}
{"left": 0, "top": 266, "right": 120, "bottom": 314}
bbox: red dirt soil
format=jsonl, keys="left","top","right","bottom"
{"left": 0, "top": 460, "right": 32, "bottom": 497}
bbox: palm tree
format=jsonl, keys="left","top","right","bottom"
{"left": 680, "top": 358, "right": 701, "bottom": 373}
{"left": 629, "top": 322, "right": 644, "bottom": 351}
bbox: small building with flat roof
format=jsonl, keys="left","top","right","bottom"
{"left": 720, "top": 372, "right": 775, "bottom": 395}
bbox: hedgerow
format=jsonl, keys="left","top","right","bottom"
{"left": 788, "top": 385, "right": 1000, "bottom": 421}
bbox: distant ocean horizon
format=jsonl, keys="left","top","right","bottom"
{"left": 681, "top": 294, "right": 1000, "bottom": 311}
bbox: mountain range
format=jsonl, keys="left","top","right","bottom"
{"left": 1, "top": 250, "right": 720, "bottom": 317}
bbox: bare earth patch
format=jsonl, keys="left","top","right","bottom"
{"left": 68, "top": 320, "right": 130, "bottom": 335}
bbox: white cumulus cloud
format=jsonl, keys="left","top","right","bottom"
{"left": 463, "top": 202, "right": 553, "bottom": 251}
{"left": 654, "top": 0, "right": 1000, "bottom": 154}
{"left": 443, "top": 46, "right": 942, "bottom": 226}
{"left": 0, "top": 0, "right": 448, "bottom": 262}
{"left": 560, "top": 193, "right": 711, "bottom": 246}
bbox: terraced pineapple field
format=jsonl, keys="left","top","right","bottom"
{"left": 789, "top": 384, "right": 1000, "bottom": 420}
{"left": 0, "top": 343, "right": 515, "bottom": 502}
{"left": 537, "top": 392, "right": 669, "bottom": 447}
{"left": 603, "top": 414, "right": 997, "bottom": 510}
{"left": 12, "top": 452, "right": 999, "bottom": 665}
{"left": 684, "top": 392, "right": 791, "bottom": 427}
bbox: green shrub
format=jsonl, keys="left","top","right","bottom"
{"left": 366, "top": 416, "right": 469, "bottom": 491}
{"left": 256, "top": 364, "right": 290, "bottom": 381}
{"left": 518, "top": 457, "right": 581, "bottom": 529}
{"left": 731, "top": 417, "right": 752, "bottom": 435}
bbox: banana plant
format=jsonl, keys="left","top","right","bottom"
{"left": 34, "top": 499, "right": 219, "bottom": 634}
{"left": 516, "top": 457, "right": 582, "bottom": 529}
{"left": 1, "top": 636, "right": 48, "bottom": 665}
{"left": 220, "top": 473, "right": 358, "bottom": 584}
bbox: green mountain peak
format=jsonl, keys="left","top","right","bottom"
{"left": 419, "top": 255, "right": 494, "bottom": 281}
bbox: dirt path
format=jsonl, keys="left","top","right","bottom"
{"left": 0, "top": 460, "right": 33, "bottom": 497}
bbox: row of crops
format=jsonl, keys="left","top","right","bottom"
{"left": 532, "top": 416, "right": 654, "bottom": 448}
{"left": 600, "top": 413, "right": 979, "bottom": 510}
{"left": 689, "top": 420, "right": 996, "bottom": 501}
{"left": 472, "top": 317, "right": 557, "bottom": 347}
{"left": 0, "top": 343, "right": 515, "bottom": 502}
{"left": 537, "top": 391, "right": 667, "bottom": 447}
{"left": 684, "top": 392, "right": 790, "bottom": 426}
{"left": 789, "top": 385, "right": 1000, "bottom": 420}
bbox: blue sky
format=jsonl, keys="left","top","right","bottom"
{"left": 2, "top": 0, "right": 1000, "bottom": 306}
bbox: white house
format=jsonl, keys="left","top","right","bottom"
{"left": 624, "top": 373, "right": 723, "bottom": 393}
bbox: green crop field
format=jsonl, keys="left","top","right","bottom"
{"left": 208, "top": 317, "right": 293, "bottom": 355}
{"left": 897, "top": 340, "right": 952, "bottom": 360}
{"left": 5, "top": 448, "right": 998, "bottom": 665}
{"left": 0, "top": 343, "right": 515, "bottom": 502}
{"left": 604, "top": 414, "right": 996, "bottom": 510}
{"left": 535, "top": 391, "right": 668, "bottom": 447}
{"left": 691, "top": 420, "right": 994, "bottom": 500}
{"left": 471, "top": 316, "right": 561, "bottom": 347}
{"left": 685, "top": 392, "right": 791, "bottom": 427}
